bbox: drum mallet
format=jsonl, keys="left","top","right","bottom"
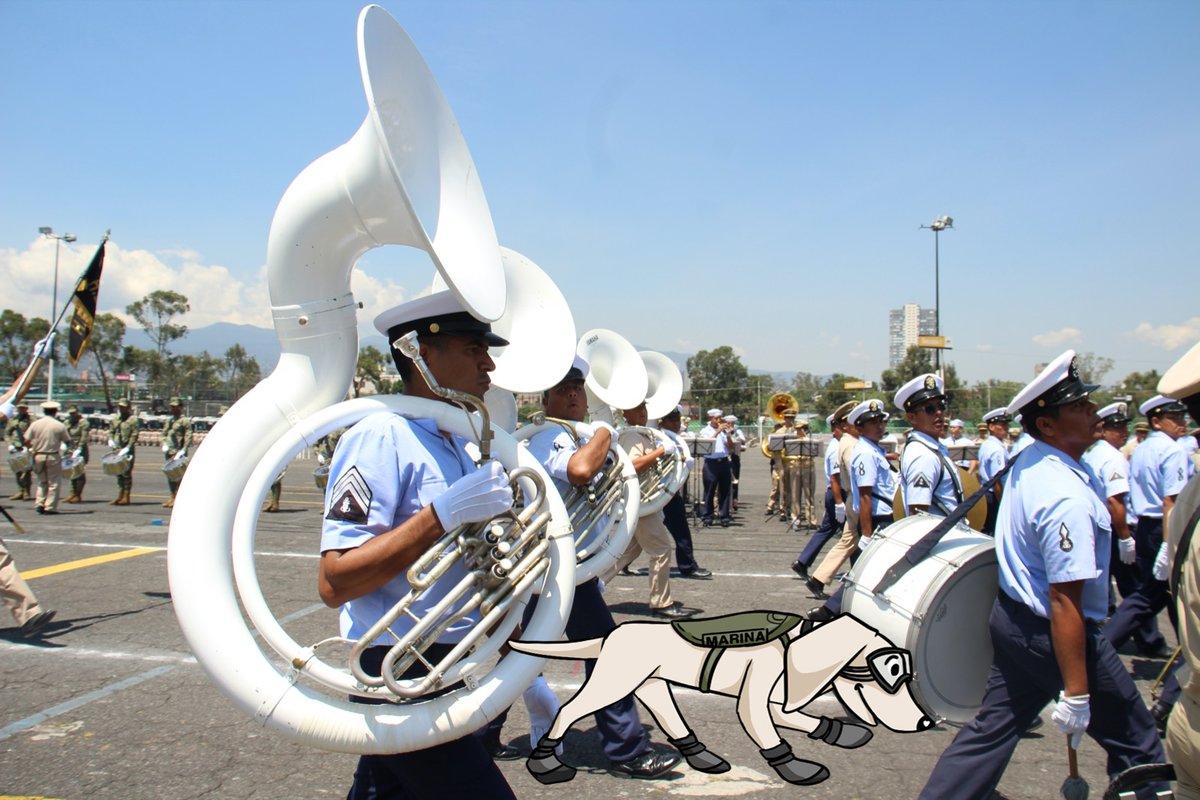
{"left": 1061, "top": 737, "right": 1089, "bottom": 800}
{"left": 0, "top": 504, "right": 24, "bottom": 535}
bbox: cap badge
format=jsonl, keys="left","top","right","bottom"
{"left": 429, "top": 322, "right": 441, "bottom": 333}
{"left": 1116, "top": 403, "right": 1126, "bottom": 416}
{"left": 869, "top": 400, "right": 880, "bottom": 411}
{"left": 1067, "top": 358, "right": 1080, "bottom": 382}
{"left": 924, "top": 375, "right": 936, "bottom": 390}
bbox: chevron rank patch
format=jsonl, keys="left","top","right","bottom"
{"left": 912, "top": 474, "right": 931, "bottom": 489}
{"left": 327, "top": 467, "right": 372, "bottom": 524}
{"left": 1058, "top": 522, "right": 1073, "bottom": 552}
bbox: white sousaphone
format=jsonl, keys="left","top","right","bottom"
{"left": 168, "top": 5, "right": 574, "bottom": 756}
{"left": 616, "top": 350, "right": 686, "bottom": 517}
{"left": 513, "top": 327, "right": 646, "bottom": 584}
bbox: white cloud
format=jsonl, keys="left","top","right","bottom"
{"left": 1031, "top": 327, "right": 1082, "bottom": 348}
{"left": 1132, "top": 317, "right": 1200, "bottom": 351}
{"left": 0, "top": 237, "right": 415, "bottom": 340}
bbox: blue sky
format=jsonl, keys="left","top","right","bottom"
{"left": 2, "top": 0, "right": 1197, "bottom": 386}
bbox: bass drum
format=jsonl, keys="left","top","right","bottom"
{"left": 61, "top": 455, "right": 86, "bottom": 480}
{"left": 163, "top": 455, "right": 189, "bottom": 482}
{"left": 842, "top": 513, "right": 997, "bottom": 723}
{"left": 102, "top": 452, "right": 132, "bottom": 476}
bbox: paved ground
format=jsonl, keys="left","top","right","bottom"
{"left": 0, "top": 444, "right": 1180, "bottom": 799}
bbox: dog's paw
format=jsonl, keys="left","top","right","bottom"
{"left": 526, "top": 754, "right": 576, "bottom": 785}
{"left": 773, "top": 758, "right": 829, "bottom": 786}
{"left": 808, "top": 717, "right": 874, "bottom": 749}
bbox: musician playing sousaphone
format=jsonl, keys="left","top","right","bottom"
{"left": 317, "top": 291, "right": 520, "bottom": 798}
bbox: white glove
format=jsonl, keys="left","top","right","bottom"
{"left": 108, "top": 438, "right": 116, "bottom": 448}
{"left": 658, "top": 436, "right": 677, "bottom": 456}
{"left": 161, "top": 442, "right": 170, "bottom": 453}
{"left": 7, "top": 444, "right": 16, "bottom": 453}
{"left": 1051, "top": 692, "right": 1090, "bottom": 749}
{"left": 591, "top": 420, "right": 618, "bottom": 446}
{"left": 180, "top": 449, "right": 187, "bottom": 459}
{"left": 32, "top": 331, "right": 56, "bottom": 360}
{"left": 431, "top": 461, "right": 513, "bottom": 530}
{"left": 1117, "top": 536, "right": 1137, "bottom": 565}
{"left": 118, "top": 446, "right": 131, "bottom": 458}
{"left": 1153, "top": 541, "right": 1170, "bottom": 581}
{"left": 0, "top": 398, "right": 14, "bottom": 419}
{"left": 60, "top": 442, "right": 68, "bottom": 453}
{"left": 858, "top": 535, "right": 875, "bottom": 551}
{"left": 523, "top": 675, "right": 563, "bottom": 756}
{"left": 317, "top": 454, "right": 327, "bottom": 466}
{"left": 834, "top": 502, "right": 846, "bottom": 523}
{"left": 72, "top": 449, "right": 82, "bottom": 458}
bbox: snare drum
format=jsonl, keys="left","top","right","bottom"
{"left": 163, "top": 454, "right": 190, "bottom": 482}
{"left": 6, "top": 448, "right": 32, "bottom": 473}
{"left": 842, "top": 513, "right": 997, "bottom": 722}
{"left": 61, "top": 455, "right": 86, "bottom": 480}
{"left": 313, "top": 465, "right": 329, "bottom": 491}
{"left": 102, "top": 451, "right": 133, "bottom": 476}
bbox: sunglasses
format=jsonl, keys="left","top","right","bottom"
{"left": 917, "top": 401, "right": 947, "bottom": 414}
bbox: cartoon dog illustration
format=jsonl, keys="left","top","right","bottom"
{"left": 510, "top": 611, "right": 934, "bottom": 786}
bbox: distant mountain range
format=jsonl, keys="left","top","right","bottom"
{"left": 134, "top": 323, "right": 795, "bottom": 386}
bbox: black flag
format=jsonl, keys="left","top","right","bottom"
{"left": 67, "top": 240, "right": 106, "bottom": 367}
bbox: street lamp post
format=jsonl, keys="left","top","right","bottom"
{"left": 39, "top": 226, "right": 77, "bottom": 401}
{"left": 920, "top": 215, "right": 953, "bottom": 375}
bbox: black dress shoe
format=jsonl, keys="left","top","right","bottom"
{"left": 791, "top": 561, "right": 808, "bottom": 580}
{"left": 653, "top": 604, "right": 699, "bottom": 619}
{"left": 485, "top": 740, "right": 525, "bottom": 761}
{"left": 21, "top": 609, "right": 56, "bottom": 638}
{"left": 720, "top": 519, "right": 731, "bottom": 528}
{"left": 807, "top": 606, "right": 836, "bottom": 622}
{"left": 680, "top": 567, "right": 713, "bottom": 579}
{"left": 804, "top": 576, "right": 826, "bottom": 598}
{"left": 609, "top": 748, "right": 682, "bottom": 779}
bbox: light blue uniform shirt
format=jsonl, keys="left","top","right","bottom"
{"left": 996, "top": 440, "right": 1112, "bottom": 622}
{"left": 700, "top": 423, "right": 730, "bottom": 458}
{"left": 1082, "top": 439, "right": 1130, "bottom": 501}
{"left": 1009, "top": 432, "right": 1034, "bottom": 459}
{"left": 1129, "top": 431, "right": 1188, "bottom": 518}
{"left": 850, "top": 437, "right": 895, "bottom": 516}
{"left": 900, "top": 431, "right": 961, "bottom": 516}
{"left": 320, "top": 412, "right": 482, "bottom": 646}
{"left": 526, "top": 425, "right": 615, "bottom": 529}
{"left": 977, "top": 436, "right": 1009, "bottom": 483}
{"left": 824, "top": 437, "right": 840, "bottom": 481}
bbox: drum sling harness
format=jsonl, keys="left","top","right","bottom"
{"left": 870, "top": 449, "right": 1025, "bottom": 595}
{"left": 903, "top": 434, "right": 964, "bottom": 516}
{"left": 672, "top": 611, "right": 809, "bottom": 692}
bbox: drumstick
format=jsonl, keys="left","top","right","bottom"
{"left": 0, "top": 503, "right": 25, "bottom": 535}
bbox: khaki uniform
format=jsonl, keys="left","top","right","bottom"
{"left": 65, "top": 415, "right": 90, "bottom": 501}
{"left": 603, "top": 430, "right": 674, "bottom": 610}
{"left": 25, "top": 414, "right": 72, "bottom": 512}
{"left": 5, "top": 413, "right": 32, "bottom": 499}
{"left": 1167, "top": 474, "right": 1200, "bottom": 799}
{"left": 769, "top": 422, "right": 797, "bottom": 518}
{"left": 812, "top": 430, "right": 862, "bottom": 585}
{"left": 161, "top": 413, "right": 193, "bottom": 503}
{"left": 110, "top": 414, "right": 140, "bottom": 502}
{"left": 0, "top": 537, "right": 48, "bottom": 628}
{"left": 790, "top": 428, "right": 816, "bottom": 526}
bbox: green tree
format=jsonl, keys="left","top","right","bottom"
{"left": 176, "top": 352, "right": 225, "bottom": 399}
{"left": 1113, "top": 369, "right": 1163, "bottom": 409}
{"left": 686, "top": 346, "right": 752, "bottom": 417}
{"left": 126, "top": 290, "right": 190, "bottom": 358}
{"left": 222, "top": 344, "right": 261, "bottom": 400}
{"left": 353, "top": 345, "right": 391, "bottom": 398}
{"left": 813, "top": 373, "right": 869, "bottom": 419}
{"left": 1075, "top": 351, "right": 1115, "bottom": 386}
{"left": 90, "top": 312, "right": 127, "bottom": 410}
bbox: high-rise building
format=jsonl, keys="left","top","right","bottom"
{"left": 888, "top": 304, "right": 938, "bottom": 367}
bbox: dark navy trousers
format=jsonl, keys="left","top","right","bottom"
{"left": 484, "top": 578, "right": 648, "bottom": 764}
{"left": 662, "top": 491, "right": 700, "bottom": 572}
{"left": 795, "top": 486, "right": 838, "bottom": 567}
{"left": 1104, "top": 517, "right": 1174, "bottom": 650}
{"left": 701, "top": 457, "right": 732, "bottom": 523}
{"left": 348, "top": 645, "right": 515, "bottom": 800}
{"left": 919, "top": 593, "right": 1164, "bottom": 799}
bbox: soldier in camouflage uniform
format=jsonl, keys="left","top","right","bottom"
{"left": 160, "top": 397, "right": 193, "bottom": 508}
{"left": 64, "top": 406, "right": 90, "bottom": 503}
{"left": 108, "top": 399, "right": 139, "bottom": 505}
{"left": 6, "top": 402, "right": 33, "bottom": 501}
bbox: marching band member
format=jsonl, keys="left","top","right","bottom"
{"left": 772, "top": 408, "right": 799, "bottom": 522}
{"left": 659, "top": 406, "right": 713, "bottom": 579}
{"left": 318, "top": 292, "right": 519, "bottom": 799}
{"left": 26, "top": 401, "right": 72, "bottom": 515}
{"left": 1103, "top": 394, "right": 1189, "bottom": 659}
{"left": 5, "top": 402, "right": 33, "bottom": 501}
{"left": 63, "top": 405, "right": 90, "bottom": 503}
{"left": 919, "top": 351, "right": 1164, "bottom": 799}
{"left": 725, "top": 414, "right": 746, "bottom": 512}
{"left": 1009, "top": 414, "right": 1034, "bottom": 458}
{"left": 895, "top": 374, "right": 961, "bottom": 517}
{"left": 941, "top": 417, "right": 977, "bottom": 473}
{"left": 613, "top": 400, "right": 697, "bottom": 619}
{"left": 807, "top": 399, "right": 895, "bottom": 621}
{"left": 516, "top": 356, "right": 683, "bottom": 778}
{"left": 976, "top": 407, "right": 1012, "bottom": 534}
{"left": 791, "top": 401, "right": 855, "bottom": 580}
{"left": 1122, "top": 420, "right": 1151, "bottom": 459}
{"left": 161, "top": 397, "right": 192, "bottom": 509}
{"left": 790, "top": 417, "right": 817, "bottom": 529}
{"left": 805, "top": 400, "right": 862, "bottom": 598}
{"left": 108, "top": 399, "right": 138, "bottom": 506}
{"left": 1158, "top": 341, "right": 1200, "bottom": 798}
{"left": 699, "top": 408, "right": 735, "bottom": 527}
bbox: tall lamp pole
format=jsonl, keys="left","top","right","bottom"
{"left": 920, "top": 215, "right": 953, "bottom": 375}
{"left": 39, "top": 226, "right": 77, "bottom": 401}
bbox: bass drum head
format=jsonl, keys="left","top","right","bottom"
{"left": 844, "top": 514, "right": 997, "bottom": 722}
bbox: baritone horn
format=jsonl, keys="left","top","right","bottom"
{"left": 168, "top": 5, "right": 574, "bottom": 756}
{"left": 617, "top": 350, "right": 686, "bottom": 516}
